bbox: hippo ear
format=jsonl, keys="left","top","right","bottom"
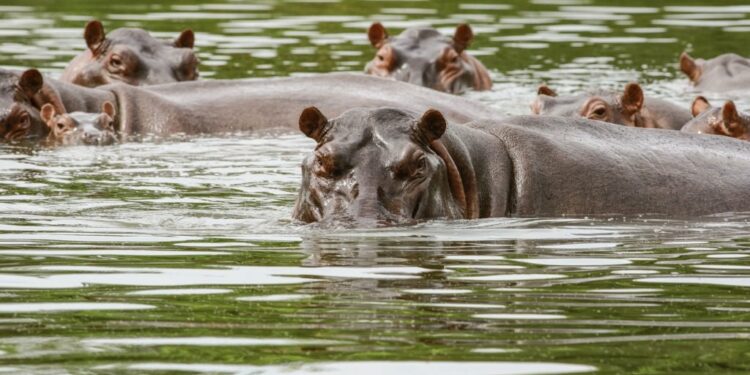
{"left": 84, "top": 20, "right": 106, "bottom": 54}
{"left": 17, "top": 69, "right": 43, "bottom": 99}
{"left": 680, "top": 52, "right": 702, "bottom": 82}
{"left": 620, "top": 83, "right": 644, "bottom": 115}
{"left": 40, "top": 103, "right": 56, "bottom": 125}
{"left": 174, "top": 29, "right": 195, "bottom": 49}
{"left": 691, "top": 96, "right": 711, "bottom": 117}
{"left": 418, "top": 109, "right": 447, "bottom": 143}
{"left": 299, "top": 106, "right": 328, "bottom": 142}
{"left": 368, "top": 22, "right": 389, "bottom": 48}
{"left": 722, "top": 101, "right": 744, "bottom": 134}
{"left": 102, "top": 101, "right": 116, "bottom": 119}
{"left": 537, "top": 84, "right": 557, "bottom": 97}
{"left": 453, "top": 24, "right": 474, "bottom": 54}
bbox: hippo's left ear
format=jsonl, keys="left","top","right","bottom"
{"left": 174, "top": 29, "right": 195, "bottom": 49}
{"left": 453, "top": 24, "right": 474, "bottom": 54}
{"left": 680, "top": 52, "right": 702, "bottom": 82}
{"left": 368, "top": 22, "right": 389, "bottom": 48}
{"left": 299, "top": 106, "right": 328, "bottom": 142}
{"left": 537, "top": 84, "right": 557, "bottom": 97}
{"left": 17, "top": 69, "right": 44, "bottom": 99}
{"left": 417, "top": 109, "right": 446, "bottom": 142}
{"left": 722, "top": 101, "right": 745, "bottom": 136}
{"left": 102, "top": 101, "right": 116, "bottom": 119}
{"left": 620, "top": 83, "right": 644, "bottom": 115}
{"left": 84, "top": 20, "right": 106, "bottom": 54}
{"left": 691, "top": 96, "right": 711, "bottom": 117}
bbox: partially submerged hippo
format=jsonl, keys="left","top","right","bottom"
{"left": 365, "top": 23, "right": 492, "bottom": 94}
{"left": 531, "top": 83, "right": 691, "bottom": 130}
{"left": 61, "top": 20, "right": 198, "bottom": 87}
{"left": 0, "top": 68, "right": 500, "bottom": 143}
{"left": 293, "top": 107, "right": 750, "bottom": 225}
{"left": 680, "top": 52, "right": 750, "bottom": 92}
{"left": 0, "top": 69, "right": 67, "bottom": 143}
{"left": 681, "top": 96, "right": 749, "bottom": 141}
{"left": 40, "top": 102, "right": 117, "bottom": 146}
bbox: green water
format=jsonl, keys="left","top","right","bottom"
{"left": 2, "top": 1, "right": 750, "bottom": 374}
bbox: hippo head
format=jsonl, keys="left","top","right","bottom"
{"left": 40, "top": 101, "right": 117, "bottom": 146}
{"left": 293, "top": 107, "right": 468, "bottom": 226}
{"left": 364, "top": 23, "right": 492, "bottom": 94}
{"left": 0, "top": 69, "right": 65, "bottom": 143}
{"left": 61, "top": 20, "right": 199, "bottom": 87}
{"left": 531, "top": 83, "right": 645, "bottom": 126}
{"left": 681, "top": 97, "right": 749, "bottom": 141}
{"left": 680, "top": 52, "right": 750, "bottom": 89}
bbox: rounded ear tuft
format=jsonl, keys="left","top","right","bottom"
{"left": 174, "top": 29, "right": 195, "bottom": 49}
{"left": 102, "top": 101, "right": 116, "bottom": 119}
{"left": 40, "top": 103, "right": 56, "bottom": 125}
{"left": 368, "top": 22, "right": 388, "bottom": 48}
{"left": 722, "top": 101, "right": 742, "bottom": 131}
{"left": 621, "top": 82, "right": 644, "bottom": 114}
{"left": 84, "top": 20, "right": 106, "bottom": 54}
{"left": 18, "top": 69, "right": 44, "bottom": 98}
{"left": 537, "top": 84, "right": 557, "bottom": 97}
{"left": 453, "top": 23, "right": 474, "bottom": 54}
{"left": 691, "top": 96, "right": 711, "bottom": 117}
{"left": 418, "top": 109, "right": 447, "bottom": 143}
{"left": 299, "top": 107, "right": 328, "bottom": 141}
{"left": 680, "top": 52, "right": 702, "bottom": 82}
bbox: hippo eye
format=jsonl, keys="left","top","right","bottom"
{"left": 110, "top": 55, "right": 123, "bottom": 69}
{"left": 57, "top": 123, "right": 65, "bottom": 130}
{"left": 377, "top": 54, "right": 385, "bottom": 62}
{"left": 590, "top": 107, "right": 607, "bottom": 118}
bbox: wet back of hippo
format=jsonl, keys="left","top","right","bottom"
{"left": 470, "top": 116, "right": 750, "bottom": 217}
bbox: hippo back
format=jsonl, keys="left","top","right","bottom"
{"left": 468, "top": 116, "right": 750, "bottom": 217}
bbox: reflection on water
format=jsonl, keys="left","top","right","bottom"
{"left": 2, "top": 0, "right": 750, "bottom": 373}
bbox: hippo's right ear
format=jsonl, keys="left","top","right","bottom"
{"left": 537, "top": 84, "right": 557, "bottom": 97}
{"left": 40, "top": 103, "right": 56, "bottom": 124}
{"left": 84, "top": 20, "right": 106, "bottom": 54}
{"left": 722, "top": 101, "right": 745, "bottom": 136}
{"left": 417, "top": 109, "right": 446, "bottom": 143}
{"left": 17, "top": 69, "right": 44, "bottom": 99}
{"left": 368, "top": 22, "right": 389, "bottom": 48}
{"left": 691, "top": 96, "right": 711, "bottom": 117}
{"left": 174, "top": 29, "right": 195, "bottom": 49}
{"left": 299, "top": 107, "right": 328, "bottom": 142}
{"left": 453, "top": 24, "right": 474, "bottom": 54}
{"left": 102, "top": 101, "right": 116, "bottom": 119}
{"left": 680, "top": 52, "right": 702, "bottom": 82}
{"left": 620, "top": 83, "right": 644, "bottom": 115}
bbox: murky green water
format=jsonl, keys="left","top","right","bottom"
{"left": 2, "top": 1, "right": 750, "bottom": 374}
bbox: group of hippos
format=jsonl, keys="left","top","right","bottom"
{"left": 2, "top": 20, "right": 750, "bottom": 225}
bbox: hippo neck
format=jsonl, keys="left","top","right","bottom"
{"left": 46, "top": 78, "right": 116, "bottom": 113}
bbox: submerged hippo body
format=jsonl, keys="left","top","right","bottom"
{"left": 61, "top": 20, "right": 198, "bottom": 87}
{"left": 680, "top": 52, "right": 750, "bottom": 92}
{"left": 682, "top": 96, "right": 750, "bottom": 141}
{"left": 0, "top": 69, "right": 501, "bottom": 143}
{"left": 365, "top": 23, "right": 492, "bottom": 94}
{"left": 531, "top": 83, "right": 691, "bottom": 130}
{"left": 293, "top": 107, "right": 750, "bottom": 225}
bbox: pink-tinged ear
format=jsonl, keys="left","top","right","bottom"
{"left": 621, "top": 83, "right": 644, "bottom": 115}
{"left": 174, "top": 29, "right": 195, "bottom": 49}
{"left": 453, "top": 23, "right": 474, "bottom": 54}
{"left": 418, "top": 109, "right": 446, "bottom": 142}
{"left": 368, "top": 22, "right": 388, "bottom": 48}
{"left": 691, "top": 96, "right": 711, "bottom": 117}
{"left": 537, "top": 84, "right": 557, "bottom": 97}
{"left": 40, "top": 103, "right": 56, "bottom": 125}
{"left": 102, "top": 101, "right": 116, "bottom": 119}
{"left": 18, "top": 69, "right": 43, "bottom": 99}
{"left": 722, "top": 101, "right": 744, "bottom": 134}
{"left": 84, "top": 20, "right": 106, "bottom": 54}
{"left": 299, "top": 106, "right": 328, "bottom": 142}
{"left": 680, "top": 52, "right": 702, "bottom": 82}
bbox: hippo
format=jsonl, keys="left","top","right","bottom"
{"left": 681, "top": 96, "right": 749, "bottom": 141}
{"left": 61, "top": 20, "right": 199, "bottom": 87}
{"left": 40, "top": 102, "right": 118, "bottom": 146}
{"left": 293, "top": 107, "right": 750, "bottom": 226}
{"left": 680, "top": 52, "right": 750, "bottom": 92}
{"left": 365, "top": 23, "right": 492, "bottom": 94}
{"left": 0, "top": 68, "right": 500, "bottom": 143}
{"left": 531, "top": 83, "right": 691, "bottom": 130}
{"left": 0, "top": 69, "right": 67, "bottom": 143}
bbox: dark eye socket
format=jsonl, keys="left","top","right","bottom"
{"left": 377, "top": 54, "right": 385, "bottom": 62}
{"left": 591, "top": 107, "right": 607, "bottom": 117}
{"left": 56, "top": 123, "right": 65, "bottom": 130}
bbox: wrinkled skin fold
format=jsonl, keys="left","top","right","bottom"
{"left": 294, "top": 107, "right": 750, "bottom": 227}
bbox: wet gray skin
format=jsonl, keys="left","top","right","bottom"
{"left": 365, "top": 23, "right": 492, "bottom": 94}
{"left": 680, "top": 52, "right": 750, "bottom": 92}
{"left": 61, "top": 20, "right": 198, "bottom": 87}
{"left": 531, "top": 83, "right": 691, "bottom": 130}
{"left": 294, "top": 107, "right": 750, "bottom": 226}
{"left": 681, "top": 96, "right": 750, "bottom": 141}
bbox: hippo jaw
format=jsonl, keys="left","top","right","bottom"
{"left": 293, "top": 107, "right": 465, "bottom": 227}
